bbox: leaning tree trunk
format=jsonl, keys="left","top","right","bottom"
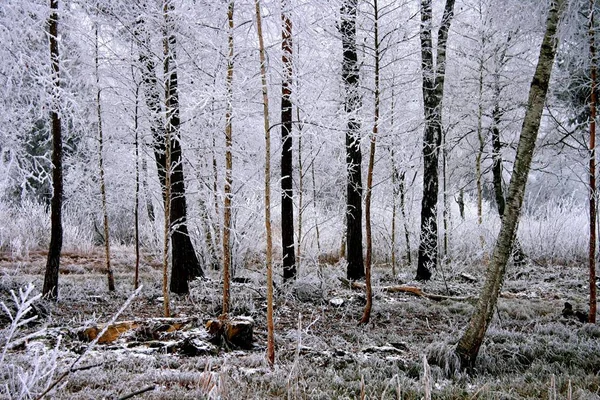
{"left": 43, "top": 0, "right": 63, "bottom": 300}
{"left": 588, "top": 0, "right": 597, "bottom": 324}
{"left": 416, "top": 0, "right": 455, "bottom": 281}
{"left": 455, "top": 0, "right": 565, "bottom": 369}
{"left": 341, "top": 0, "right": 364, "bottom": 281}
{"left": 281, "top": 0, "right": 297, "bottom": 282}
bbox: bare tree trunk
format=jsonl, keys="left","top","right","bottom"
{"left": 416, "top": 0, "right": 455, "bottom": 281}
{"left": 311, "top": 141, "right": 322, "bottom": 256}
{"left": 296, "top": 106, "right": 304, "bottom": 267}
{"left": 589, "top": 0, "right": 597, "bottom": 323}
{"left": 281, "top": 0, "right": 296, "bottom": 282}
{"left": 341, "top": 0, "right": 364, "bottom": 281}
{"left": 43, "top": 0, "right": 63, "bottom": 300}
{"left": 491, "top": 34, "right": 526, "bottom": 267}
{"left": 136, "top": 4, "right": 202, "bottom": 296}
{"left": 390, "top": 147, "right": 398, "bottom": 276}
{"left": 161, "top": 0, "right": 174, "bottom": 317}
{"left": 133, "top": 81, "right": 140, "bottom": 290}
{"left": 457, "top": 187, "right": 465, "bottom": 220}
{"left": 141, "top": 157, "right": 155, "bottom": 223}
{"left": 163, "top": 0, "right": 203, "bottom": 294}
{"left": 400, "top": 172, "right": 412, "bottom": 265}
{"left": 255, "top": 0, "right": 275, "bottom": 366}
{"left": 455, "top": 0, "right": 565, "bottom": 369}
{"left": 95, "top": 21, "right": 115, "bottom": 293}
{"left": 390, "top": 83, "right": 398, "bottom": 276}
{"left": 360, "top": 0, "right": 380, "bottom": 325}
{"left": 476, "top": 57, "right": 484, "bottom": 228}
{"left": 442, "top": 128, "right": 449, "bottom": 258}
{"left": 222, "top": 1, "right": 234, "bottom": 316}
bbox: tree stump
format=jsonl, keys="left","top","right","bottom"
{"left": 206, "top": 316, "right": 254, "bottom": 349}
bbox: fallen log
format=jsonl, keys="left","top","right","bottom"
{"left": 339, "top": 278, "right": 471, "bottom": 302}
{"left": 78, "top": 317, "right": 196, "bottom": 344}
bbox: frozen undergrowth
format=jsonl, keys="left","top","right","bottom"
{"left": 0, "top": 252, "right": 598, "bottom": 399}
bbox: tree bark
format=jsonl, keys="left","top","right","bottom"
{"left": 360, "top": 0, "right": 380, "bottom": 325}
{"left": 95, "top": 21, "right": 115, "bottom": 293}
{"left": 163, "top": 0, "right": 203, "bottom": 295}
{"left": 281, "top": 0, "right": 297, "bottom": 282}
{"left": 43, "top": 0, "right": 63, "bottom": 300}
{"left": 341, "top": 0, "right": 364, "bottom": 281}
{"left": 416, "top": 0, "right": 455, "bottom": 281}
{"left": 136, "top": 6, "right": 202, "bottom": 296}
{"left": 255, "top": 0, "right": 275, "bottom": 366}
{"left": 134, "top": 81, "right": 140, "bottom": 290}
{"left": 222, "top": 0, "right": 234, "bottom": 316}
{"left": 455, "top": 0, "right": 565, "bottom": 369}
{"left": 589, "top": 0, "right": 597, "bottom": 323}
{"left": 491, "top": 35, "right": 526, "bottom": 267}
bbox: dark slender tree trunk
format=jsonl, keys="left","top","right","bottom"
{"left": 341, "top": 0, "right": 364, "bottom": 281}
{"left": 491, "top": 39, "right": 526, "bottom": 268}
{"left": 360, "top": 0, "right": 380, "bottom": 325}
{"left": 589, "top": 0, "right": 597, "bottom": 323}
{"left": 95, "top": 21, "right": 115, "bottom": 293}
{"left": 43, "top": 0, "right": 63, "bottom": 300}
{"left": 134, "top": 82, "right": 140, "bottom": 290}
{"left": 281, "top": 0, "right": 296, "bottom": 282}
{"left": 456, "top": 0, "right": 564, "bottom": 369}
{"left": 416, "top": 0, "right": 455, "bottom": 281}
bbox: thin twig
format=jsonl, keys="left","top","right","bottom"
{"left": 117, "top": 385, "right": 156, "bottom": 400}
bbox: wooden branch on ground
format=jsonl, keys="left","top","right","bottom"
{"left": 339, "top": 277, "right": 471, "bottom": 302}
{"left": 117, "top": 385, "right": 156, "bottom": 400}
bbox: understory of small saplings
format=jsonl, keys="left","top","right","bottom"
{"left": 1, "top": 248, "right": 599, "bottom": 399}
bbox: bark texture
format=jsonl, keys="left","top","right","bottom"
{"left": 136, "top": 5, "right": 202, "bottom": 296}
{"left": 490, "top": 34, "right": 526, "bottom": 267}
{"left": 163, "top": 0, "right": 203, "bottom": 295}
{"left": 95, "top": 22, "right": 115, "bottom": 293}
{"left": 360, "top": 0, "right": 380, "bottom": 325}
{"left": 43, "top": 0, "right": 63, "bottom": 300}
{"left": 281, "top": 0, "right": 296, "bottom": 282}
{"left": 222, "top": 1, "right": 234, "bottom": 316}
{"left": 416, "top": 0, "right": 455, "bottom": 281}
{"left": 255, "top": 0, "right": 275, "bottom": 366}
{"left": 341, "top": 0, "right": 364, "bottom": 281}
{"left": 589, "top": 0, "right": 597, "bottom": 323}
{"left": 455, "top": 0, "right": 565, "bottom": 369}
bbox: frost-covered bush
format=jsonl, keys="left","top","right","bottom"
{"left": 0, "top": 284, "right": 60, "bottom": 399}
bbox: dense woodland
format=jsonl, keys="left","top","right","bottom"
{"left": 1, "top": 0, "right": 600, "bottom": 398}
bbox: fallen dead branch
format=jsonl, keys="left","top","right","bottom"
{"left": 117, "top": 385, "right": 156, "bottom": 400}
{"left": 339, "top": 278, "right": 472, "bottom": 302}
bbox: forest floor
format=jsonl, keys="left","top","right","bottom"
{"left": 1, "top": 247, "right": 599, "bottom": 399}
